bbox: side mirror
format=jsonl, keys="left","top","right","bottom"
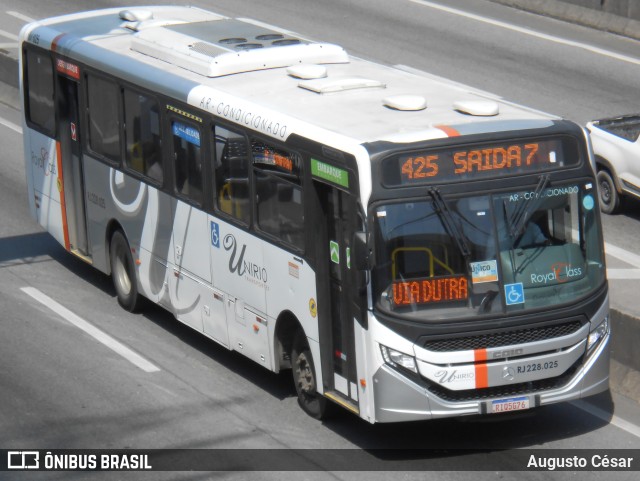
{"left": 352, "top": 232, "right": 369, "bottom": 270}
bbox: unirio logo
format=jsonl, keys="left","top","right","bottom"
{"left": 223, "top": 234, "right": 268, "bottom": 283}
{"left": 31, "top": 148, "right": 56, "bottom": 176}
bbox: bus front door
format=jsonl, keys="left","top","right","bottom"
{"left": 315, "top": 181, "right": 360, "bottom": 414}
{"left": 56, "top": 72, "right": 89, "bottom": 258}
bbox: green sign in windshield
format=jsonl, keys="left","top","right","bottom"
{"left": 312, "top": 158, "right": 349, "bottom": 188}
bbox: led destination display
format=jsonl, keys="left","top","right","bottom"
{"left": 392, "top": 275, "right": 469, "bottom": 306}
{"left": 383, "top": 137, "right": 579, "bottom": 185}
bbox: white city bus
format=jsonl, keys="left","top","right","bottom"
{"left": 20, "top": 5, "right": 610, "bottom": 422}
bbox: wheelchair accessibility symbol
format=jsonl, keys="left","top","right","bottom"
{"left": 505, "top": 283, "right": 525, "bottom": 305}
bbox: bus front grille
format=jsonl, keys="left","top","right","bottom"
{"left": 421, "top": 319, "right": 584, "bottom": 352}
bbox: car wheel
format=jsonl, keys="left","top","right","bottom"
{"left": 597, "top": 170, "right": 621, "bottom": 215}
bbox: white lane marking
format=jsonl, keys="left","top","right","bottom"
{"left": 0, "top": 41, "right": 16, "bottom": 49}
{"left": 409, "top": 0, "right": 640, "bottom": 67}
{"left": 605, "top": 241, "right": 640, "bottom": 268}
{"left": 7, "top": 11, "right": 36, "bottom": 23}
{"left": 0, "top": 28, "right": 18, "bottom": 41}
{"left": 571, "top": 399, "right": 640, "bottom": 439}
{"left": 606, "top": 269, "right": 640, "bottom": 280}
{"left": 21, "top": 287, "right": 161, "bottom": 373}
{"left": 0, "top": 117, "right": 22, "bottom": 134}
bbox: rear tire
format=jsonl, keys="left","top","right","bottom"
{"left": 597, "top": 169, "right": 621, "bottom": 215}
{"left": 110, "top": 230, "right": 142, "bottom": 312}
{"left": 291, "top": 330, "right": 330, "bottom": 420}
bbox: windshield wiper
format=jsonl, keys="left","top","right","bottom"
{"left": 508, "top": 174, "right": 550, "bottom": 240}
{"left": 428, "top": 187, "right": 471, "bottom": 261}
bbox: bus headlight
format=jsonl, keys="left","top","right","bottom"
{"left": 587, "top": 317, "right": 609, "bottom": 352}
{"left": 380, "top": 345, "right": 417, "bottom": 373}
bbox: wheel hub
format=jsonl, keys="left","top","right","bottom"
{"left": 115, "top": 249, "right": 131, "bottom": 294}
{"left": 295, "top": 353, "right": 315, "bottom": 393}
{"left": 600, "top": 181, "right": 611, "bottom": 203}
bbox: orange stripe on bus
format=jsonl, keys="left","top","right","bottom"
{"left": 51, "top": 33, "right": 66, "bottom": 52}
{"left": 435, "top": 124, "right": 461, "bottom": 137}
{"left": 56, "top": 141, "right": 71, "bottom": 251}
{"left": 474, "top": 348, "right": 488, "bottom": 389}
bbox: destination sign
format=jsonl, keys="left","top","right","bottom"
{"left": 392, "top": 275, "right": 468, "bottom": 306}
{"left": 252, "top": 141, "right": 300, "bottom": 176}
{"left": 383, "top": 137, "right": 579, "bottom": 186}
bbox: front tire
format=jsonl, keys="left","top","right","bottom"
{"left": 597, "top": 169, "right": 621, "bottom": 214}
{"left": 291, "top": 331, "right": 330, "bottom": 420}
{"left": 110, "top": 230, "right": 142, "bottom": 312}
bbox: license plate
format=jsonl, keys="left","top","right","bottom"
{"left": 491, "top": 396, "right": 530, "bottom": 414}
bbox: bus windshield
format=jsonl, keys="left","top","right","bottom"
{"left": 372, "top": 181, "right": 605, "bottom": 320}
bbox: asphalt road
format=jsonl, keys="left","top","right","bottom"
{"left": 1, "top": 1, "right": 640, "bottom": 479}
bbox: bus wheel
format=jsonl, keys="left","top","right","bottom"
{"left": 597, "top": 170, "right": 621, "bottom": 214}
{"left": 110, "top": 230, "right": 141, "bottom": 312}
{"left": 291, "top": 331, "right": 328, "bottom": 419}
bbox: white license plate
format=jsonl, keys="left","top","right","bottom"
{"left": 491, "top": 396, "right": 530, "bottom": 414}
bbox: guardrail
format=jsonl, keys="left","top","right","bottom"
{"left": 489, "top": 0, "right": 640, "bottom": 40}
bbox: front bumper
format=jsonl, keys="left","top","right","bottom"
{"left": 372, "top": 330, "right": 610, "bottom": 423}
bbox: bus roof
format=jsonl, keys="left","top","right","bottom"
{"left": 23, "top": 5, "right": 557, "bottom": 145}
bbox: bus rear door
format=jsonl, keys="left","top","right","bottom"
{"left": 56, "top": 59, "right": 89, "bottom": 259}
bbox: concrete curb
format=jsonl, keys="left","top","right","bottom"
{"left": 610, "top": 359, "right": 640, "bottom": 403}
{"left": 488, "top": 0, "right": 640, "bottom": 40}
{"left": 0, "top": 54, "right": 18, "bottom": 90}
{"left": 0, "top": 83, "right": 19, "bottom": 111}
{"left": 610, "top": 308, "right": 640, "bottom": 403}
{"left": 0, "top": 54, "right": 19, "bottom": 111}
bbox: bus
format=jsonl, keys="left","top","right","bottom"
{"left": 19, "top": 5, "right": 610, "bottom": 423}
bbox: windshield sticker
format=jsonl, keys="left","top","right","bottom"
{"left": 508, "top": 185, "right": 578, "bottom": 202}
{"left": 583, "top": 195, "right": 595, "bottom": 211}
{"left": 505, "top": 283, "right": 525, "bottom": 305}
{"left": 470, "top": 260, "right": 498, "bottom": 283}
{"left": 530, "top": 263, "right": 583, "bottom": 285}
{"left": 393, "top": 275, "right": 468, "bottom": 306}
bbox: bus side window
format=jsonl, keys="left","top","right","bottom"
{"left": 252, "top": 140, "right": 304, "bottom": 250}
{"left": 171, "top": 120, "right": 202, "bottom": 205}
{"left": 214, "top": 126, "right": 250, "bottom": 224}
{"left": 123, "top": 89, "right": 162, "bottom": 183}
{"left": 24, "top": 49, "right": 55, "bottom": 135}
{"left": 86, "top": 74, "right": 120, "bottom": 162}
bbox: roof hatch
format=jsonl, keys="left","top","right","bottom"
{"left": 130, "top": 18, "right": 349, "bottom": 77}
{"left": 383, "top": 95, "right": 427, "bottom": 111}
{"left": 287, "top": 64, "right": 328, "bottom": 80}
{"left": 119, "top": 9, "right": 153, "bottom": 22}
{"left": 454, "top": 100, "right": 499, "bottom": 116}
{"left": 298, "top": 77, "right": 385, "bottom": 94}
